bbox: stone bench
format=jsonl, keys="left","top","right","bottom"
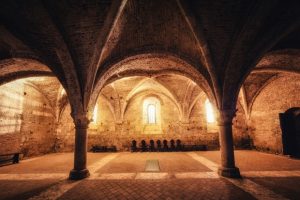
{"left": 91, "top": 145, "right": 117, "bottom": 152}
{"left": 0, "top": 153, "right": 20, "bottom": 166}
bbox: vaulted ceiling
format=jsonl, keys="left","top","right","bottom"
{"left": 0, "top": 0, "right": 299, "bottom": 116}
{"left": 99, "top": 74, "right": 204, "bottom": 122}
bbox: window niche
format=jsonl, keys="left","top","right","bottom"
{"left": 142, "top": 96, "right": 162, "bottom": 134}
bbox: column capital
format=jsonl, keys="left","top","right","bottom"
{"left": 217, "top": 109, "right": 237, "bottom": 126}
{"left": 71, "top": 111, "right": 90, "bottom": 129}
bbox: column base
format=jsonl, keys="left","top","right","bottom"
{"left": 69, "top": 168, "right": 90, "bottom": 180}
{"left": 218, "top": 167, "right": 241, "bottom": 178}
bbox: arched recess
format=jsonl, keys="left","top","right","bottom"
{"left": 123, "top": 90, "right": 180, "bottom": 135}
{"left": 120, "top": 77, "right": 183, "bottom": 122}
{"left": 124, "top": 90, "right": 180, "bottom": 121}
{"left": 89, "top": 53, "right": 214, "bottom": 114}
{"left": 247, "top": 75, "right": 282, "bottom": 118}
{"left": 240, "top": 49, "right": 300, "bottom": 119}
{"left": 249, "top": 74, "right": 300, "bottom": 153}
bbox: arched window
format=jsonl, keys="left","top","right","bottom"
{"left": 205, "top": 99, "right": 215, "bottom": 123}
{"left": 143, "top": 96, "right": 161, "bottom": 126}
{"left": 147, "top": 104, "right": 156, "bottom": 124}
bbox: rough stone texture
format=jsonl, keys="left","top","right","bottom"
{"left": 59, "top": 179, "right": 255, "bottom": 200}
{"left": 57, "top": 88, "right": 219, "bottom": 151}
{"left": 57, "top": 75, "right": 217, "bottom": 151}
{"left": 249, "top": 75, "right": 300, "bottom": 153}
{"left": 57, "top": 75, "right": 251, "bottom": 152}
{"left": 0, "top": 1, "right": 299, "bottom": 176}
{"left": 232, "top": 102, "right": 250, "bottom": 149}
{"left": 0, "top": 78, "right": 58, "bottom": 157}
{"left": 0, "top": 0, "right": 299, "bottom": 115}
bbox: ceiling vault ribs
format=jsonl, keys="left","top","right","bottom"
{"left": 252, "top": 68, "right": 300, "bottom": 75}
{"left": 0, "top": 1, "right": 299, "bottom": 121}
{"left": 247, "top": 74, "right": 281, "bottom": 117}
{"left": 235, "top": 5, "right": 300, "bottom": 94}
{"left": 239, "top": 85, "right": 249, "bottom": 119}
{"left": 85, "top": 0, "right": 128, "bottom": 109}
{"left": 176, "top": 0, "right": 220, "bottom": 107}
{"left": 222, "top": 1, "right": 271, "bottom": 103}
{"left": 40, "top": 1, "right": 88, "bottom": 112}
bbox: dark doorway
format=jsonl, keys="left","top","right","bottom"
{"left": 279, "top": 107, "right": 300, "bottom": 158}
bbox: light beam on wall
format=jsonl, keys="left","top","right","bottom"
{"left": 60, "top": 88, "right": 65, "bottom": 97}
{"left": 205, "top": 99, "right": 215, "bottom": 123}
{"left": 92, "top": 103, "right": 98, "bottom": 123}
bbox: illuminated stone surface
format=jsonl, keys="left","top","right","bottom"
{"left": 0, "top": 0, "right": 299, "bottom": 198}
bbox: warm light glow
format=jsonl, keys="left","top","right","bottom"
{"left": 143, "top": 97, "right": 161, "bottom": 126}
{"left": 147, "top": 104, "right": 156, "bottom": 124}
{"left": 205, "top": 99, "right": 215, "bottom": 123}
{"left": 92, "top": 103, "right": 98, "bottom": 123}
{"left": 60, "top": 88, "right": 65, "bottom": 97}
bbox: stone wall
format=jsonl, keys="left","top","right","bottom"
{"left": 57, "top": 92, "right": 222, "bottom": 152}
{"left": 249, "top": 75, "right": 300, "bottom": 153}
{"left": 233, "top": 101, "right": 251, "bottom": 149}
{"left": 0, "top": 80, "right": 57, "bottom": 157}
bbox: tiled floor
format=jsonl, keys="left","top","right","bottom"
{"left": 0, "top": 150, "right": 300, "bottom": 200}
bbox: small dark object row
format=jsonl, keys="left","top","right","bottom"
{"left": 91, "top": 145, "right": 117, "bottom": 152}
{"left": 131, "top": 139, "right": 207, "bottom": 152}
{"left": 0, "top": 153, "right": 20, "bottom": 166}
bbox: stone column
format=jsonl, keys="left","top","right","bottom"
{"left": 217, "top": 109, "right": 241, "bottom": 178}
{"left": 69, "top": 112, "right": 90, "bottom": 180}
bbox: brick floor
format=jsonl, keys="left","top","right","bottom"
{"left": 249, "top": 177, "right": 300, "bottom": 200}
{"left": 0, "top": 180, "right": 61, "bottom": 200}
{"left": 0, "top": 151, "right": 300, "bottom": 200}
{"left": 58, "top": 179, "right": 255, "bottom": 200}
{"left": 98, "top": 152, "right": 211, "bottom": 173}
{"left": 198, "top": 150, "right": 300, "bottom": 171}
{"left": 0, "top": 153, "right": 110, "bottom": 174}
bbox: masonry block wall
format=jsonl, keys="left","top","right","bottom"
{"left": 233, "top": 102, "right": 251, "bottom": 149}
{"left": 57, "top": 92, "right": 249, "bottom": 152}
{"left": 249, "top": 75, "right": 300, "bottom": 153}
{"left": 57, "top": 96, "right": 221, "bottom": 151}
{"left": 0, "top": 80, "right": 57, "bottom": 157}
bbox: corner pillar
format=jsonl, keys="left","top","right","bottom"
{"left": 69, "top": 112, "right": 90, "bottom": 180}
{"left": 217, "top": 109, "right": 241, "bottom": 178}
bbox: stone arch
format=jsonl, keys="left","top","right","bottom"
{"left": 249, "top": 74, "right": 300, "bottom": 153}
{"left": 89, "top": 53, "right": 214, "bottom": 114}
{"left": 120, "top": 77, "right": 182, "bottom": 121}
{"left": 0, "top": 58, "right": 54, "bottom": 86}
{"left": 248, "top": 75, "right": 282, "bottom": 118}
{"left": 123, "top": 90, "right": 181, "bottom": 121}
